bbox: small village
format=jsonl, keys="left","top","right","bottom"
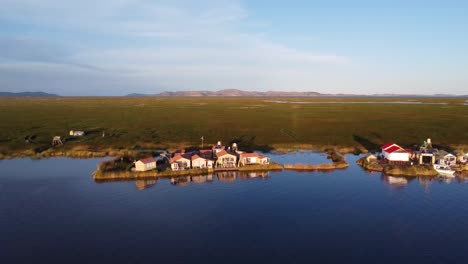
{"left": 133, "top": 141, "right": 271, "bottom": 172}
{"left": 360, "top": 138, "right": 468, "bottom": 177}
{"left": 92, "top": 136, "right": 468, "bottom": 182}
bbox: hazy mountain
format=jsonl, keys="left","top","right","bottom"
{"left": 126, "top": 89, "right": 327, "bottom": 97}
{"left": 0, "top": 91, "right": 60, "bottom": 97}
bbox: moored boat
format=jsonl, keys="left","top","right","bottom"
{"left": 434, "top": 164, "right": 455, "bottom": 177}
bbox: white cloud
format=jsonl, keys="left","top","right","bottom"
{"left": 0, "top": 0, "right": 352, "bottom": 95}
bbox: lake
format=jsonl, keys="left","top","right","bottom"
{"left": 1, "top": 154, "right": 468, "bottom": 263}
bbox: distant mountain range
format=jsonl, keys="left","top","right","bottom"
{"left": 0, "top": 91, "right": 59, "bottom": 97}
{"left": 1, "top": 90, "right": 466, "bottom": 98}
{"left": 125, "top": 89, "right": 468, "bottom": 98}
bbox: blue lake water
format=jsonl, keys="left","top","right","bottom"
{"left": 1, "top": 154, "right": 468, "bottom": 263}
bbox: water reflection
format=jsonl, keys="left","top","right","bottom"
{"left": 135, "top": 179, "right": 157, "bottom": 190}
{"left": 380, "top": 173, "right": 461, "bottom": 191}
{"left": 135, "top": 171, "right": 271, "bottom": 188}
{"left": 216, "top": 171, "right": 238, "bottom": 182}
{"left": 381, "top": 175, "right": 415, "bottom": 188}
{"left": 239, "top": 171, "right": 269, "bottom": 180}
{"left": 170, "top": 176, "right": 191, "bottom": 186}
{"left": 191, "top": 175, "right": 213, "bottom": 184}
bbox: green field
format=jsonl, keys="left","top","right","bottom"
{"left": 0, "top": 97, "right": 467, "bottom": 158}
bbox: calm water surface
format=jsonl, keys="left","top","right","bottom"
{"left": 1, "top": 154, "right": 468, "bottom": 263}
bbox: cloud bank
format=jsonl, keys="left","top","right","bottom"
{"left": 0, "top": 0, "right": 354, "bottom": 95}
{"left": 1, "top": 1, "right": 465, "bottom": 95}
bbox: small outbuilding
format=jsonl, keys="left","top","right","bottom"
{"left": 437, "top": 150, "right": 457, "bottom": 166}
{"left": 238, "top": 153, "right": 270, "bottom": 167}
{"left": 135, "top": 157, "right": 157, "bottom": 172}
{"left": 69, "top": 130, "right": 85, "bottom": 136}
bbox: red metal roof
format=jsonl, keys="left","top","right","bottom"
{"left": 384, "top": 145, "right": 407, "bottom": 154}
{"left": 139, "top": 157, "right": 156, "bottom": 164}
{"left": 381, "top": 142, "right": 395, "bottom": 149}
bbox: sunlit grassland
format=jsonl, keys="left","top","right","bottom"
{"left": 0, "top": 97, "right": 467, "bottom": 157}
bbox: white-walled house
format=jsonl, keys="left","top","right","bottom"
{"left": 381, "top": 143, "right": 410, "bottom": 162}
{"left": 191, "top": 154, "right": 213, "bottom": 169}
{"left": 135, "top": 157, "right": 157, "bottom": 172}
{"left": 170, "top": 154, "right": 191, "bottom": 171}
{"left": 437, "top": 150, "right": 457, "bottom": 166}
{"left": 191, "top": 155, "right": 206, "bottom": 169}
{"left": 215, "top": 150, "right": 238, "bottom": 168}
{"left": 238, "top": 153, "right": 270, "bottom": 167}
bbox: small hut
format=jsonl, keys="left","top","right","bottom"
{"left": 135, "top": 157, "right": 156, "bottom": 172}
{"left": 69, "top": 130, "right": 85, "bottom": 136}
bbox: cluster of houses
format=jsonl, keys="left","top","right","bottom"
{"left": 367, "top": 138, "right": 467, "bottom": 167}
{"left": 134, "top": 141, "right": 270, "bottom": 172}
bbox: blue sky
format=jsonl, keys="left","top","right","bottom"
{"left": 0, "top": 0, "right": 467, "bottom": 95}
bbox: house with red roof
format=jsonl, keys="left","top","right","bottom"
{"left": 238, "top": 152, "right": 270, "bottom": 167}
{"left": 215, "top": 150, "right": 238, "bottom": 168}
{"left": 191, "top": 154, "right": 214, "bottom": 169}
{"left": 170, "top": 153, "right": 191, "bottom": 171}
{"left": 381, "top": 143, "right": 410, "bottom": 162}
{"left": 135, "top": 157, "right": 157, "bottom": 172}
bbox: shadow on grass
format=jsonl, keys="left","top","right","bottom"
{"left": 353, "top": 134, "right": 381, "bottom": 153}
{"left": 229, "top": 135, "right": 274, "bottom": 153}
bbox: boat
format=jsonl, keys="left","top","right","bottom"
{"left": 433, "top": 164, "right": 455, "bottom": 177}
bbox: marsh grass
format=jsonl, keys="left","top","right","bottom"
{"left": 1, "top": 97, "right": 467, "bottom": 157}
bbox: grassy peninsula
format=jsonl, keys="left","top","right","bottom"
{"left": 0, "top": 97, "right": 467, "bottom": 159}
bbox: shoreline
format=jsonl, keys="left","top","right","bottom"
{"left": 356, "top": 157, "right": 468, "bottom": 176}
{"left": 0, "top": 143, "right": 365, "bottom": 160}
{"left": 92, "top": 151, "right": 350, "bottom": 180}
{"left": 92, "top": 163, "right": 284, "bottom": 180}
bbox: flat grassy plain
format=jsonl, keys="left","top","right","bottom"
{"left": 0, "top": 97, "right": 467, "bottom": 158}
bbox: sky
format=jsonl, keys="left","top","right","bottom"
{"left": 0, "top": 0, "right": 467, "bottom": 96}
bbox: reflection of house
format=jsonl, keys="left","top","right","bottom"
{"left": 382, "top": 175, "right": 412, "bottom": 187}
{"left": 135, "top": 179, "right": 157, "bottom": 190}
{"left": 437, "top": 150, "right": 457, "bottom": 166}
{"left": 135, "top": 157, "right": 157, "bottom": 172}
{"left": 170, "top": 176, "right": 191, "bottom": 186}
{"left": 239, "top": 171, "right": 269, "bottom": 179}
{"left": 381, "top": 143, "right": 410, "bottom": 163}
{"left": 191, "top": 175, "right": 207, "bottom": 184}
{"left": 216, "top": 150, "right": 238, "bottom": 168}
{"left": 170, "top": 154, "right": 191, "bottom": 171}
{"left": 216, "top": 171, "right": 237, "bottom": 182}
{"left": 238, "top": 153, "right": 270, "bottom": 167}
